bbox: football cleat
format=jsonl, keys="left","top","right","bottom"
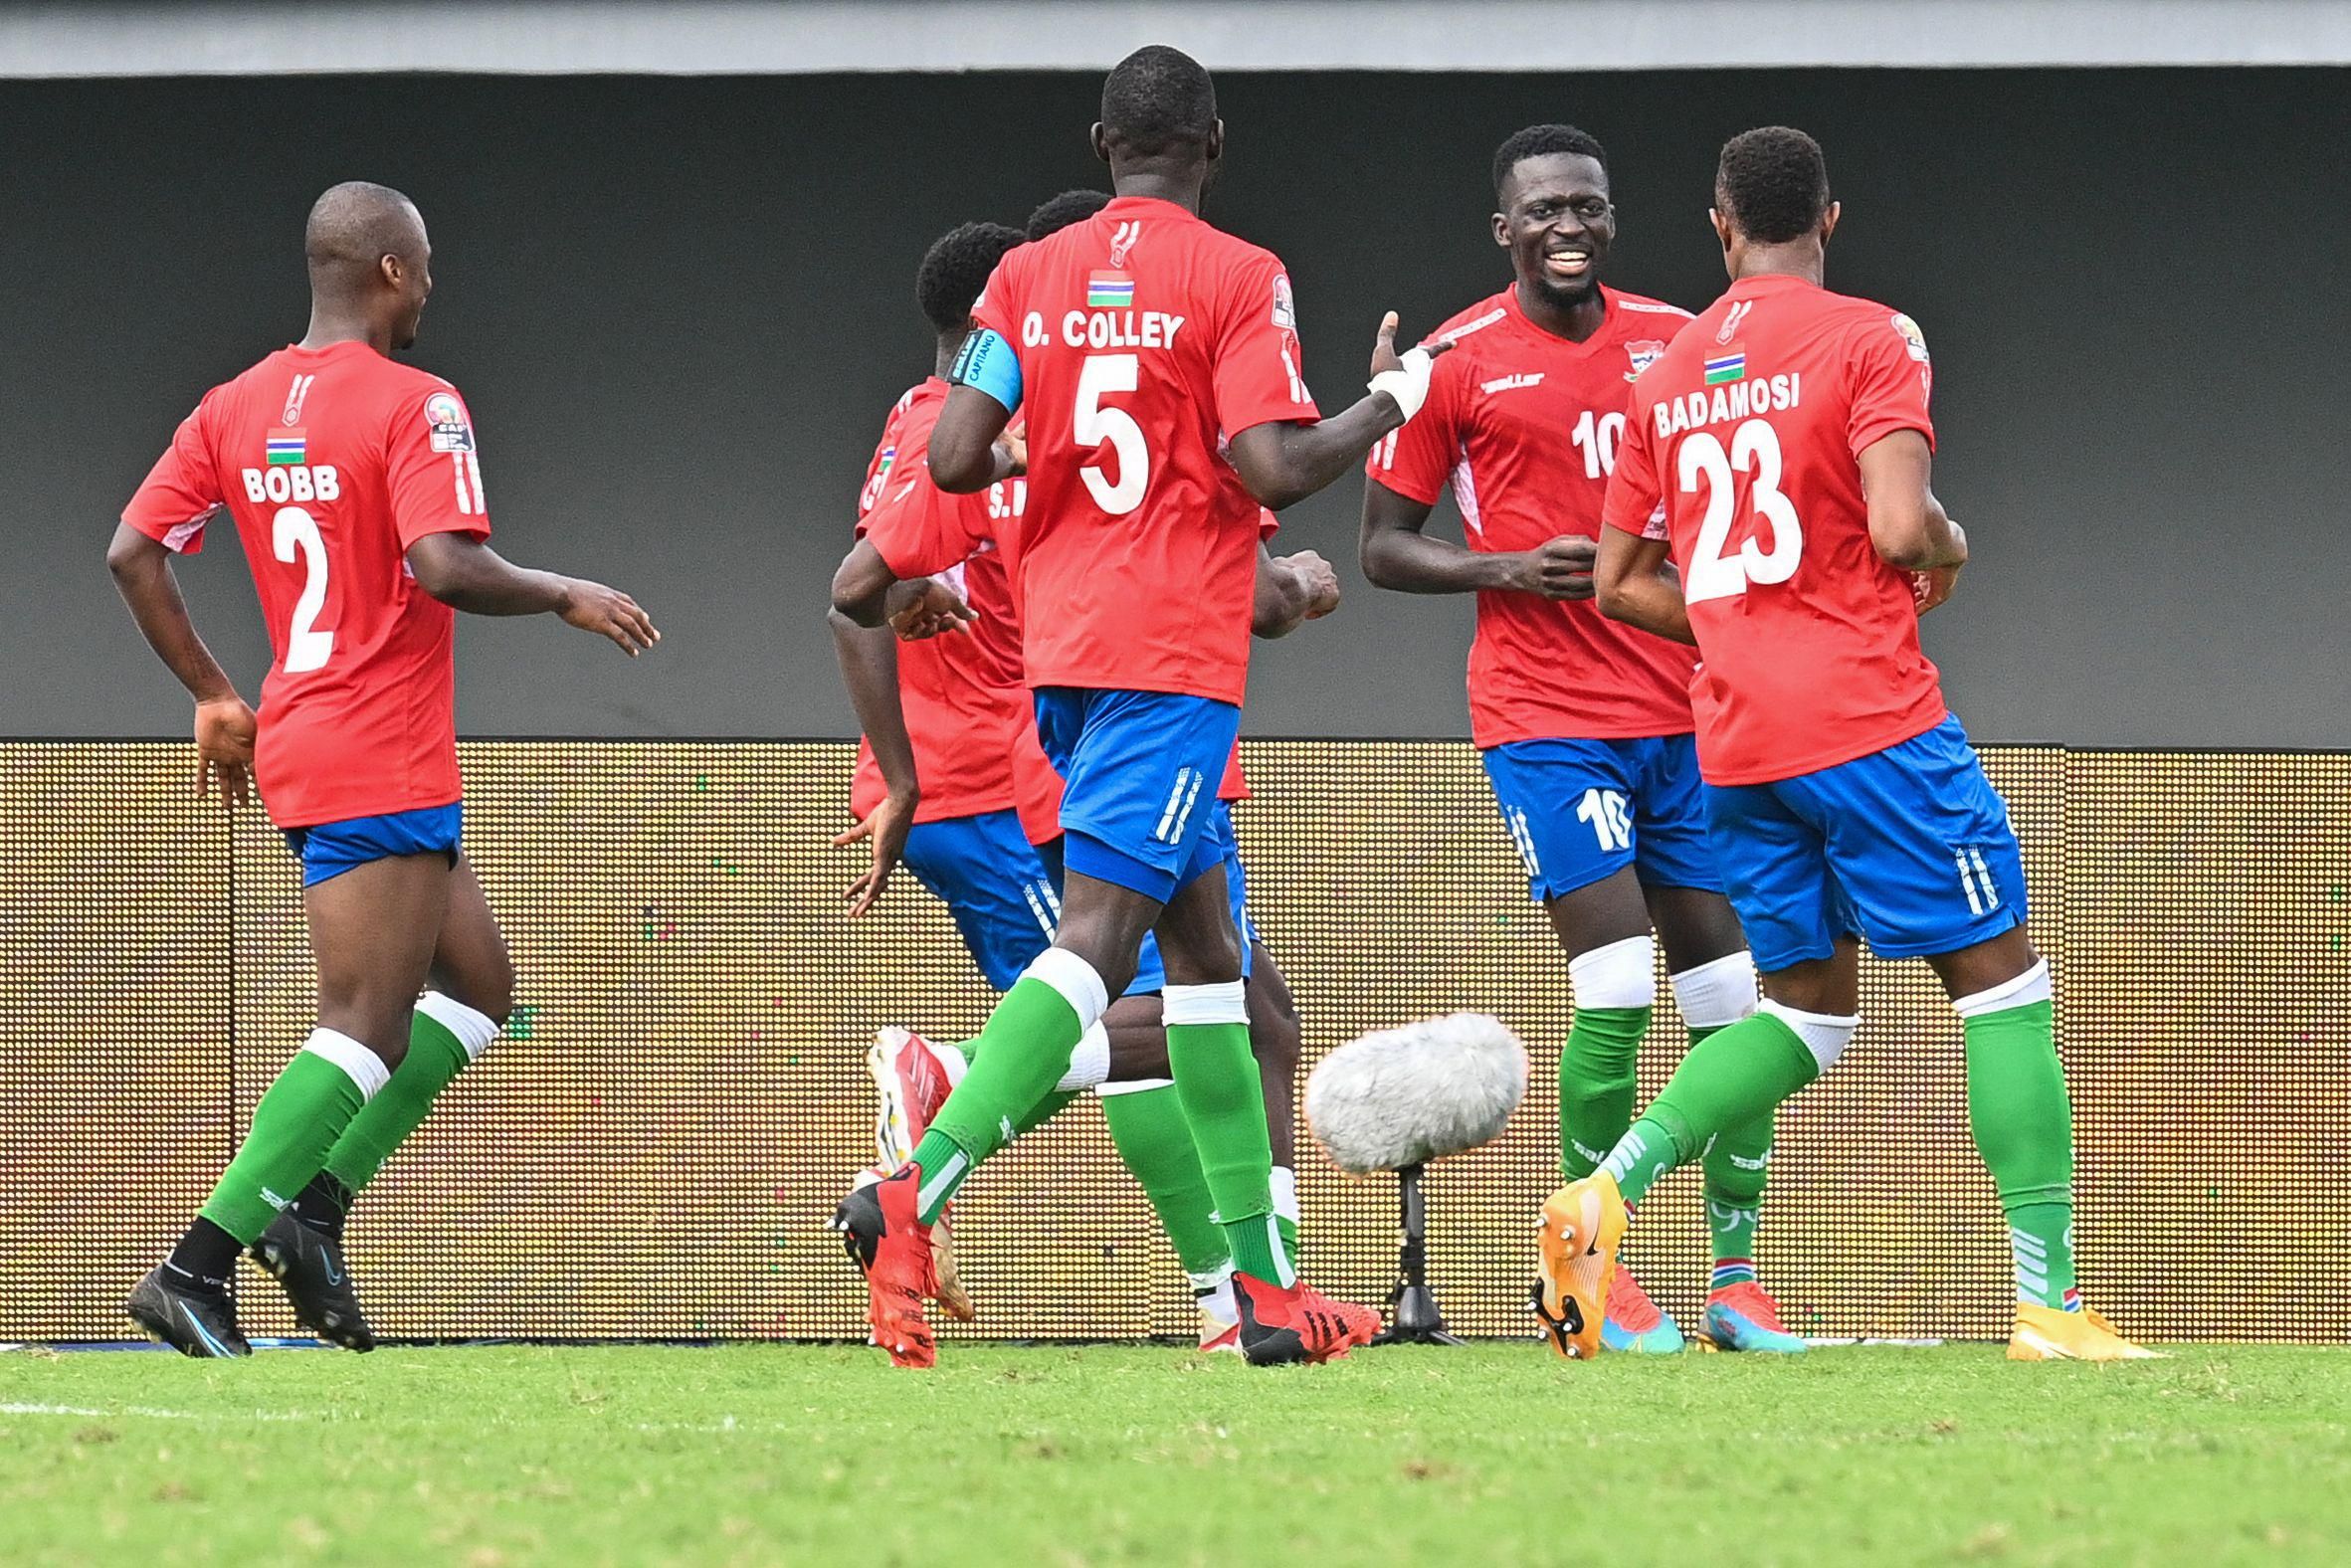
{"left": 252, "top": 1210, "right": 376, "bottom": 1351}
{"left": 1198, "top": 1276, "right": 1241, "bottom": 1354}
{"left": 1233, "top": 1274, "right": 1377, "bottom": 1365}
{"left": 852, "top": 1164, "right": 974, "bottom": 1323}
{"left": 866, "top": 1028, "right": 962, "bottom": 1169}
{"left": 1533, "top": 1172, "right": 1628, "bottom": 1360}
{"left": 832, "top": 1164, "right": 936, "bottom": 1368}
{"left": 2009, "top": 1301, "right": 2162, "bottom": 1361}
{"left": 1598, "top": 1263, "right": 1684, "bottom": 1354}
{"left": 1701, "top": 1280, "right": 1807, "bottom": 1353}
{"left": 126, "top": 1266, "right": 252, "bottom": 1359}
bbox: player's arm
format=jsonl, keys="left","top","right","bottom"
{"left": 1858, "top": 430, "right": 1968, "bottom": 609}
{"left": 1593, "top": 524, "right": 1694, "bottom": 646}
{"left": 105, "top": 521, "right": 255, "bottom": 808}
{"left": 827, "top": 608, "right": 918, "bottom": 916}
{"left": 829, "top": 537, "right": 976, "bottom": 637}
{"left": 927, "top": 323, "right": 1029, "bottom": 493}
{"left": 405, "top": 533, "right": 659, "bottom": 654}
{"left": 1359, "top": 481, "right": 1594, "bottom": 599}
{"left": 1252, "top": 545, "right": 1342, "bottom": 639}
{"left": 1225, "top": 313, "right": 1445, "bottom": 511}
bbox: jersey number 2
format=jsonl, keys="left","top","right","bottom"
{"left": 1074, "top": 354, "right": 1147, "bottom": 515}
{"left": 273, "top": 505, "right": 334, "bottom": 674}
{"left": 1680, "top": 419, "right": 1803, "bottom": 604}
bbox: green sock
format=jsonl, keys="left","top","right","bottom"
{"left": 910, "top": 971, "right": 1089, "bottom": 1223}
{"left": 1166, "top": 1012, "right": 1285, "bottom": 1284}
{"left": 1603, "top": 1010, "right": 1819, "bottom": 1205}
{"left": 321, "top": 1001, "right": 490, "bottom": 1196}
{"left": 1011, "top": 1089, "right": 1078, "bottom": 1140}
{"left": 199, "top": 1033, "right": 381, "bottom": 1244}
{"left": 1559, "top": 1004, "right": 1648, "bottom": 1180}
{"left": 1100, "top": 1083, "right": 1232, "bottom": 1281}
{"left": 1963, "top": 996, "right": 2078, "bottom": 1310}
{"left": 1270, "top": 1166, "right": 1299, "bottom": 1274}
{"left": 1694, "top": 1024, "right": 1771, "bottom": 1287}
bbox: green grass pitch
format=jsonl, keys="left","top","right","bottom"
{"left": 3, "top": 1342, "right": 2346, "bottom": 1564}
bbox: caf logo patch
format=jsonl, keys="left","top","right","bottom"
{"left": 424, "top": 391, "right": 475, "bottom": 453}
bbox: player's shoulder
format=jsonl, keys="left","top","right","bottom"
{"left": 1607, "top": 287, "right": 1695, "bottom": 326}
{"left": 1431, "top": 291, "right": 1514, "bottom": 347}
{"left": 1804, "top": 286, "right": 1931, "bottom": 366}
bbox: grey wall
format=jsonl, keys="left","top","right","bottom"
{"left": 6, "top": 69, "right": 2344, "bottom": 744}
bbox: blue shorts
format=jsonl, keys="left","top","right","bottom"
{"left": 1703, "top": 715, "right": 2028, "bottom": 973}
{"left": 903, "top": 807, "right": 1256, "bottom": 997}
{"left": 1482, "top": 734, "right": 1722, "bottom": 902}
{"left": 1032, "top": 686, "right": 1242, "bottom": 902}
{"left": 282, "top": 802, "right": 463, "bottom": 887}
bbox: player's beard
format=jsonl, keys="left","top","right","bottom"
{"left": 1525, "top": 269, "right": 1601, "bottom": 313}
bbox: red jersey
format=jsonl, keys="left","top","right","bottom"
{"left": 1369, "top": 286, "right": 1699, "bottom": 747}
{"left": 120, "top": 340, "right": 489, "bottom": 828}
{"left": 1600, "top": 273, "right": 1947, "bottom": 785}
{"left": 853, "top": 378, "right": 1062, "bottom": 839}
{"left": 968, "top": 195, "right": 1317, "bottom": 705}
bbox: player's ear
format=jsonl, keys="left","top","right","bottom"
{"left": 1820, "top": 200, "right": 1842, "bottom": 244}
{"left": 1205, "top": 117, "right": 1225, "bottom": 162}
{"left": 1708, "top": 207, "right": 1733, "bottom": 253}
{"left": 1490, "top": 210, "right": 1510, "bottom": 249}
{"left": 1089, "top": 121, "right": 1110, "bottom": 165}
{"left": 378, "top": 253, "right": 403, "bottom": 292}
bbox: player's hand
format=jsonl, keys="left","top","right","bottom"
{"left": 1281, "top": 550, "right": 1343, "bottom": 619}
{"left": 996, "top": 422, "right": 1029, "bottom": 478}
{"left": 1365, "top": 312, "right": 1454, "bottom": 420}
{"left": 558, "top": 578, "right": 661, "bottom": 655}
{"left": 1510, "top": 535, "right": 1599, "bottom": 600}
{"left": 1912, "top": 563, "right": 1962, "bottom": 615}
{"left": 192, "top": 694, "right": 257, "bottom": 810}
{"left": 833, "top": 790, "right": 916, "bottom": 917}
{"left": 884, "top": 577, "right": 977, "bottom": 642}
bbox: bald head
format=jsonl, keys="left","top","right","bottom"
{"left": 302, "top": 181, "right": 433, "bottom": 347}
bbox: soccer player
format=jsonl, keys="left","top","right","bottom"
{"left": 1546, "top": 127, "right": 2152, "bottom": 1361}
{"left": 831, "top": 213, "right": 1338, "bottom": 1346}
{"left": 1362, "top": 124, "right": 1801, "bottom": 1355}
{"left": 829, "top": 45, "right": 1443, "bottom": 1367}
{"left": 108, "top": 181, "right": 657, "bottom": 1357}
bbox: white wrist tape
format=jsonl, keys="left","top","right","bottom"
{"left": 1367, "top": 346, "right": 1437, "bottom": 421}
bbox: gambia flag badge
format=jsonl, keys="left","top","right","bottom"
{"left": 1086, "top": 271, "right": 1133, "bottom": 308}
{"left": 265, "top": 429, "right": 306, "bottom": 465}
{"left": 1702, "top": 349, "right": 1746, "bottom": 385}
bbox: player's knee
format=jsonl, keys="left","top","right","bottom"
{"left": 1569, "top": 933, "right": 1657, "bottom": 1012}
{"left": 1758, "top": 998, "right": 1858, "bottom": 1074}
{"left": 1669, "top": 949, "right": 1760, "bottom": 1030}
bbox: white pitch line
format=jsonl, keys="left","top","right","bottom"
{"left": 0, "top": 1402, "right": 314, "bottom": 1423}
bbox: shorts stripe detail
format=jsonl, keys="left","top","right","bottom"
{"left": 1154, "top": 767, "right": 1205, "bottom": 846}
{"left": 1022, "top": 880, "right": 1058, "bottom": 940}
{"left": 1970, "top": 847, "right": 1999, "bottom": 909}
{"left": 1955, "top": 850, "right": 1986, "bottom": 916}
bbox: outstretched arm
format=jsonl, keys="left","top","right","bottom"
{"left": 1226, "top": 313, "right": 1445, "bottom": 512}
{"left": 106, "top": 521, "right": 255, "bottom": 807}
{"left": 1594, "top": 525, "right": 1694, "bottom": 646}
{"left": 406, "top": 531, "right": 659, "bottom": 654}
{"left": 829, "top": 609, "right": 919, "bottom": 917}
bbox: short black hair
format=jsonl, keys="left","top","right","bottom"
{"left": 1714, "top": 126, "right": 1831, "bottom": 245}
{"left": 1099, "top": 45, "right": 1216, "bottom": 158}
{"left": 914, "top": 221, "right": 1024, "bottom": 334}
{"left": 1026, "top": 189, "right": 1112, "bottom": 242}
{"left": 1491, "top": 124, "right": 1608, "bottom": 201}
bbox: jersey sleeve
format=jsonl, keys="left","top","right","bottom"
{"left": 863, "top": 478, "right": 990, "bottom": 580}
{"left": 1847, "top": 309, "right": 1936, "bottom": 457}
{"left": 121, "top": 392, "right": 225, "bottom": 554}
{"left": 1213, "top": 252, "right": 1321, "bottom": 437}
{"left": 1601, "top": 393, "right": 1667, "bottom": 539}
{"left": 1363, "top": 349, "right": 1464, "bottom": 503}
{"left": 385, "top": 384, "right": 492, "bottom": 548}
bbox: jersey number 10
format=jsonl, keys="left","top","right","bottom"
{"left": 1679, "top": 418, "right": 1804, "bottom": 604}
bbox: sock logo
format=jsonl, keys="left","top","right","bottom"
{"left": 260, "top": 1187, "right": 290, "bottom": 1211}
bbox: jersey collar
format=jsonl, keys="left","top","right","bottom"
{"left": 1499, "top": 282, "right": 1619, "bottom": 355}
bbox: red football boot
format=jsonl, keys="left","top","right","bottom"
{"left": 1233, "top": 1274, "right": 1379, "bottom": 1366}
{"left": 831, "top": 1164, "right": 937, "bottom": 1368}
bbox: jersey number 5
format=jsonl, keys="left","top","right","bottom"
{"left": 1679, "top": 419, "right": 1803, "bottom": 604}
{"left": 1074, "top": 354, "right": 1147, "bottom": 515}
{"left": 273, "top": 505, "right": 334, "bottom": 674}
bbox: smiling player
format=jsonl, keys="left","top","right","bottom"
{"left": 1363, "top": 125, "right": 1799, "bottom": 1356}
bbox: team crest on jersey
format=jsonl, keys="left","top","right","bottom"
{"left": 1890, "top": 311, "right": 1930, "bottom": 362}
{"left": 1108, "top": 219, "right": 1141, "bottom": 267}
{"left": 424, "top": 391, "right": 474, "bottom": 453}
{"left": 1716, "top": 300, "right": 1754, "bottom": 344}
{"left": 1271, "top": 274, "right": 1296, "bottom": 330}
{"left": 1624, "top": 339, "right": 1666, "bottom": 379}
